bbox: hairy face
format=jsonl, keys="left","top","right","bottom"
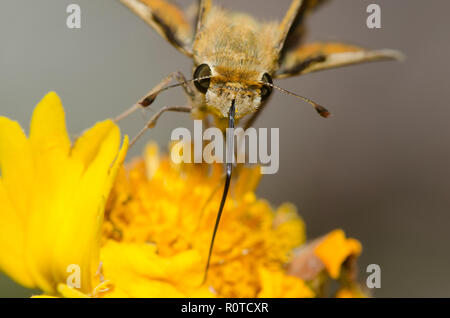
{"left": 193, "top": 63, "right": 273, "bottom": 119}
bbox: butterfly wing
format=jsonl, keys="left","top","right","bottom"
{"left": 277, "top": 0, "right": 330, "bottom": 56}
{"left": 275, "top": 1, "right": 403, "bottom": 78}
{"left": 276, "top": 42, "right": 404, "bottom": 78}
{"left": 120, "top": 0, "right": 196, "bottom": 57}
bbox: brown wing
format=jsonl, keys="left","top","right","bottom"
{"left": 276, "top": 42, "right": 404, "bottom": 78}
{"left": 120, "top": 0, "right": 196, "bottom": 57}
{"left": 195, "top": 0, "right": 212, "bottom": 36}
{"left": 277, "top": 0, "right": 330, "bottom": 58}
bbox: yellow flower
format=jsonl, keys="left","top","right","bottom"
{"left": 0, "top": 92, "right": 128, "bottom": 295}
{"left": 101, "top": 143, "right": 357, "bottom": 298}
{"left": 0, "top": 95, "right": 364, "bottom": 298}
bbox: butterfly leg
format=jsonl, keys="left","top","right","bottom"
{"left": 130, "top": 105, "right": 192, "bottom": 147}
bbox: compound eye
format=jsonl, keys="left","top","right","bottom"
{"left": 260, "top": 73, "right": 273, "bottom": 101}
{"left": 193, "top": 64, "right": 212, "bottom": 94}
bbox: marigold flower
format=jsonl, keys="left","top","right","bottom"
{"left": 0, "top": 92, "right": 128, "bottom": 295}
{"left": 101, "top": 143, "right": 362, "bottom": 298}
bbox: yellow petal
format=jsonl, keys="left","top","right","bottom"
{"left": 24, "top": 94, "right": 79, "bottom": 292}
{"left": 336, "top": 285, "right": 366, "bottom": 298}
{"left": 0, "top": 180, "right": 34, "bottom": 288}
{"left": 25, "top": 157, "right": 81, "bottom": 293}
{"left": 57, "top": 284, "right": 90, "bottom": 298}
{"left": 47, "top": 122, "right": 126, "bottom": 294}
{"left": 347, "top": 238, "right": 363, "bottom": 256}
{"left": 29, "top": 92, "right": 71, "bottom": 157}
{"left": 0, "top": 116, "right": 33, "bottom": 219}
{"left": 257, "top": 266, "right": 314, "bottom": 298}
{"left": 0, "top": 117, "right": 35, "bottom": 287}
{"left": 314, "top": 229, "right": 362, "bottom": 279}
{"left": 144, "top": 142, "right": 160, "bottom": 179}
{"left": 100, "top": 241, "right": 213, "bottom": 298}
{"left": 108, "top": 135, "right": 129, "bottom": 191}
{"left": 71, "top": 120, "right": 119, "bottom": 169}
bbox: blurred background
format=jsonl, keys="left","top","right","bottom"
{"left": 0, "top": 0, "right": 449, "bottom": 297}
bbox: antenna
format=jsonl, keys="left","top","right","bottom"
{"left": 261, "top": 81, "right": 331, "bottom": 118}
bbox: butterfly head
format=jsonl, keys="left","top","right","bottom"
{"left": 193, "top": 63, "right": 273, "bottom": 119}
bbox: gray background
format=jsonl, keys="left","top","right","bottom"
{"left": 0, "top": 0, "right": 449, "bottom": 297}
